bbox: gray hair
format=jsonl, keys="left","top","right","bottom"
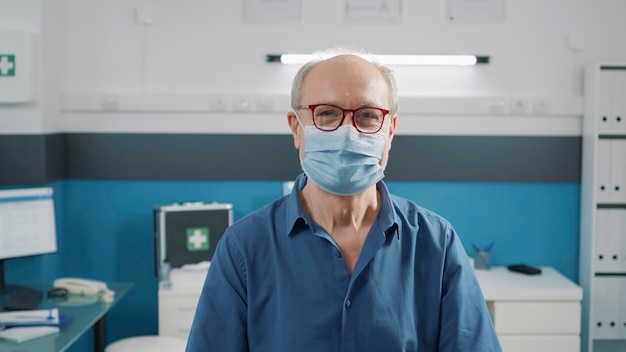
{"left": 290, "top": 48, "right": 398, "bottom": 116}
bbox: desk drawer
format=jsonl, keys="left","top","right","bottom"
{"left": 499, "top": 335, "right": 580, "bottom": 352}
{"left": 491, "top": 301, "right": 581, "bottom": 334}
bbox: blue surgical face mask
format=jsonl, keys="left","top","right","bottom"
{"left": 300, "top": 123, "right": 387, "bottom": 196}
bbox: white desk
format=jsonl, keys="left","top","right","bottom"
{"left": 475, "top": 267, "right": 583, "bottom": 352}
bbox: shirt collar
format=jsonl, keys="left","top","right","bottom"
{"left": 376, "top": 180, "right": 400, "bottom": 240}
{"left": 285, "top": 173, "right": 310, "bottom": 236}
{"left": 285, "top": 173, "right": 399, "bottom": 239}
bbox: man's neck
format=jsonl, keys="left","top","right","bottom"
{"left": 299, "top": 182, "right": 380, "bottom": 234}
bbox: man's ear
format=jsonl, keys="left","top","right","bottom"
{"left": 287, "top": 112, "right": 302, "bottom": 149}
{"left": 387, "top": 114, "right": 397, "bottom": 141}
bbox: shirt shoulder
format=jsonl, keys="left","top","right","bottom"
{"left": 219, "top": 196, "right": 288, "bottom": 247}
{"left": 389, "top": 194, "right": 454, "bottom": 231}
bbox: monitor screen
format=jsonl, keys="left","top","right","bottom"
{"left": 0, "top": 187, "right": 57, "bottom": 260}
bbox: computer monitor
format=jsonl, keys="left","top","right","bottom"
{"left": 0, "top": 187, "right": 57, "bottom": 293}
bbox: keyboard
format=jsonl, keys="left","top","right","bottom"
{"left": 3, "top": 288, "right": 44, "bottom": 311}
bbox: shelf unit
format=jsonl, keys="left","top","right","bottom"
{"left": 579, "top": 62, "right": 626, "bottom": 352}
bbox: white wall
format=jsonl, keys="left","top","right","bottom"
{"left": 61, "top": 0, "right": 626, "bottom": 95}
{"left": 2, "top": 0, "right": 626, "bottom": 135}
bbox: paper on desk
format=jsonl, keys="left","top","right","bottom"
{"left": 0, "top": 308, "right": 59, "bottom": 326}
{"left": 0, "top": 326, "right": 59, "bottom": 343}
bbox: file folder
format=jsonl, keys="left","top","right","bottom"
{"left": 610, "top": 140, "right": 626, "bottom": 203}
{"left": 597, "top": 140, "right": 611, "bottom": 203}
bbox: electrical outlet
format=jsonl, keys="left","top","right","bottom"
{"left": 255, "top": 95, "right": 274, "bottom": 112}
{"left": 487, "top": 99, "right": 507, "bottom": 114}
{"left": 209, "top": 94, "right": 230, "bottom": 112}
{"left": 532, "top": 98, "right": 551, "bottom": 114}
{"left": 509, "top": 98, "right": 530, "bottom": 114}
{"left": 232, "top": 95, "right": 253, "bottom": 112}
{"left": 100, "top": 94, "right": 119, "bottom": 111}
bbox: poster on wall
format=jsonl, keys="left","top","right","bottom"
{"left": 345, "top": 0, "right": 402, "bottom": 24}
{"left": 243, "top": 0, "right": 301, "bottom": 23}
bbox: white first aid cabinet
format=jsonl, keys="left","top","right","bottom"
{"left": 0, "top": 29, "right": 36, "bottom": 103}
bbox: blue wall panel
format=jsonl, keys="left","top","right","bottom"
{"left": 385, "top": 181, "right": 580, "bottom": 280}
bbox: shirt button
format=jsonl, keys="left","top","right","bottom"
{"left": 345, "top": 299, "right": 352, "bottom": 309}
{"left": 335, "top": 251, "right": 342, "bottom": 258}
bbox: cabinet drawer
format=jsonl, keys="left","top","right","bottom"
{"left": 491, "top": 302, "right": 581, "bottom": 334}
{"left": 158, "top": 294, "right": 201, "bottom": 339}
{"left": 499, "top": 335, "right": 579, "bottom": 352}
{"left": 159, "top": 319, "right": 193, "bottom": 340}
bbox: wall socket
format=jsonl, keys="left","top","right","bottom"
{"left": 532, "top": 98, "right": 551, "bottom": 114}
{"left": 255, "top": 95, "right": 274, "bottom": 112}
{"left": 100, "top": 94, "right": 119, "bottom": 111}
{"left": 487, "top": 99, "right": 507, "bottom": 114}
{"left": 209, "top": 94, "right": 230, "bottom": 112}
{"left": 509, "top": 98, "right": 530, "bottom": 114}
{"left": 232, "top": 95, "right": 253, "bottom": 112}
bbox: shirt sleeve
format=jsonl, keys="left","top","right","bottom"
{"left": 438, "top": 226, "right": 503, "bottom": 352}
{"left": 186, "top": 232, "right": 249, "bottom": 352}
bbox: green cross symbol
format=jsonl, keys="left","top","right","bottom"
{"left": 0, "top": 55, "right": 15, "bottom": 76}
{"left": 187, "top": 227, "right": 210, "bottom": 252}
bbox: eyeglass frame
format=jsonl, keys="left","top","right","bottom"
{"left": 296, "top": 103, "right": 390, "bottom": 134}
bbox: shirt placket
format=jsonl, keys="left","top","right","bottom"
{"left": 340, "top": 227, "right": 387, "bottom": 352}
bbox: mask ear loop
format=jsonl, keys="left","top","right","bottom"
{"left": 293, "top": 112, "right": 307, "bottom": 164}
{"left": 294, "top": 112, "right": 305, "bottom": 130}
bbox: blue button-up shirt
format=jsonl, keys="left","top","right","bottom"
{"left": 186, "top": 174, "right": 501, "bottom": 352}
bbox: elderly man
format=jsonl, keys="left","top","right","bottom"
{"left": 186, "top": 49, "right": 502, "bottom": 352}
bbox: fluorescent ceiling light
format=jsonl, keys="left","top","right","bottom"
{"left": 266, "top": 54, "right": 490, "bottom": 66}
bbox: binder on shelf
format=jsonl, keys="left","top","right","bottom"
{"left": 598, "top": 70, "right": 613, "bottom": 134}
{"left": 591, "top": 277, "right": 621, "bottom": 339}
{"left": 610, "top": 70, "right": 626, "bottom": 134}
{"left": 597, "top": 140, "right": 612, "bottom": 203}
{"left": 621, "top": 279, "right": 626, "bottom": 338}
{"left": 595, "top": 209, "right": 611, "bottom": 272}
{"left": 596, "top": 208, "right": 626, "bottom": 273}
{"left": 611, "top": 140, "right": 626, "bottom": 203}
{"left": 608, "top": 209, "right": 626, "bottom": 272}
{"left": 597, "top": 140, "right": 626, "bottom": 203}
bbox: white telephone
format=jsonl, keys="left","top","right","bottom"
{"left": 53, "top": 277, "right": 116, "bottom": 303}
